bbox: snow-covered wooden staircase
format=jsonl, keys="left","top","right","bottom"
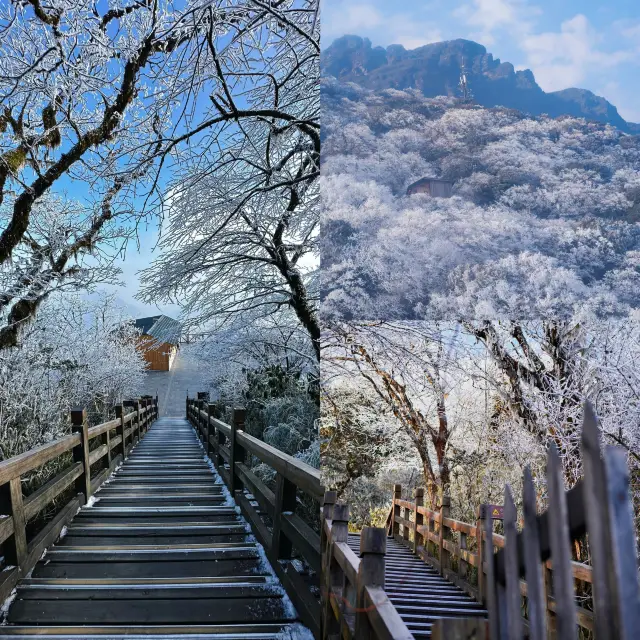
{"left": 0, "top": 417, "right": 312, "bottom": 639}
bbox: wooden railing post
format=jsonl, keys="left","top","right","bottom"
{"left": 0, "top": 476, "right": 27, "bottom": 569}
{"left": 135, "top": 399, "right": 141, "bottom": 442}
{"left": 229, "top": 408, "right": 246, "bottom": 495}
{"left": 206, "top": 403, "right": 216, "bottom": 457}
{"left": 324, "top": 503, "right": 349, "bottom": 639}
{"left": 321, "top": 490, "right": 337, "bottom": 558}
{"left": 216, "top": 405, "right": 226, "bottom": 470}
{"left": 414, "top": 487, "right": 424, "bottom": 554}
{"left": 476, "top": 505, "right": 486, "bottom": 604}
{"left": 123, "top": 400, "right": 136, "bottom": 447}
{"left": 141, "top": 396, "right": 150, "bottom": 433}
{"left": 273, "top": 472, "right": 297, "bottom": 561}
{"left": 439, "top": 494, "right": 450, "bottom": 574}
{"left": 403, "top": 494, "right": 411, "bottom": 546}
{"left": 114, "top": 404, "right": 126, "bottom": 460}
{"left": 105, "top": 415, "right": 112, "bottom": 467}
{"left": 392, "top": 484, "right": 401, "bottom": 539}
{"left": 71, "top": 407, "right": 91, "bottom": 502}
{"left": 185, "top": 395, "right": 189, "bottom": 420}
{"left": 459, "top": 527, "right": 468, "bottom": 583}
{"left": 197, "top": 392, "right": 209, "bottom": 442}
{"left": 355, "top": 527, "right": 386, "bottom": 637}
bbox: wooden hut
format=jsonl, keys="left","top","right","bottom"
{"left": 406, "top": 177, "right": 454, "bottom": 198}
{"left": 134, "top": 315, "right": 181, "bottom": 371}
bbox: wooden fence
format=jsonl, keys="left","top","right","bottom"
{"left": 324, "top": 401, "right": 639, "bottom": 639}
{"left": 186, "top": 394, "right": 323, "bottom": 638}
{"left": 0, "top": 395, "right": 158, "bottom": 605}
{"left": 482, "top": 402, "right": 640, "bottom": 639}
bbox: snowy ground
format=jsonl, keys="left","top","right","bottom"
{"left": 139, "top": 345, "right": 214, "bottom": 416}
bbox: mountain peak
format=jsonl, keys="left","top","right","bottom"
{"left": 321, "top": 35, "right": 634, "bottom": 132}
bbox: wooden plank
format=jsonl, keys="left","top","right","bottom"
{"left": 87, "top": 419, "right": 119, "bottom": 440}
{"left": 431, "top": 619, "right": 489, "bottom": 639}
{"left": 485, "top": 513, "right": 500, "bottom": 640}
{"left": 88, "top": 444, "right": 109, "bottom": 466}
{"left": 8, "top": 596, "right": 293, "bottom": 624}
{"left": 233, "top": 490, "right": 273, "bottom": 551}
{"left": 546, "top": 444, "right": 577, "bottom": 638}
{"left": 4, "top": 477, "right": 27, "bottom": 567}
{"left": 278, "top": 561, "right": 321, "bottom": 639}
{"left": 522, "top": 466, "right": 545, "bottom": 640}
{"left": 23, "top": 462, "right": 83, "bottom": 522}
{"left": 364, "top": 585, "right": 414, "bottom": 640}
{"left": 235, "top": 462, "right": 276, "bottom": 517}
{"left": 604, "top": 445, "right": 640, "bottom": 639}
{"left": 0, "top": 565, "right": 20, "bottom": 607}
{"left": 16, "top": 584, "right": 285, "bottom": 600}
{"left": 235, "top": 430, "right": 322, "bottom": 500}
{"left": 281, "top": 512, "right": 320, "bottom": 574}
{"left": 581, "top": 401, "right": 615, "bottom": 639}
{"left": 503, "top": 485, "right": 522, "bottom": 639}
{"left": 32, "top": 558, "right": 262, "bottom": 579}
{"left": 332, "top": 540, "right": 360, "bottom": 587}
{"left": 0, "top": 434, "right": 80, "bottom": 485}
{"left": 24, "top": 496, "right": 81, "bottom": 577}
{"left": 0, "top": 514, "right": 14, "bottom": 545}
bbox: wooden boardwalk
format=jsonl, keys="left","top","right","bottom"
{"left": 347, "top": 534, "right": 486, "bottom": 639}
{"left": 2, "top": 417, "right": 312, "bottom": 638}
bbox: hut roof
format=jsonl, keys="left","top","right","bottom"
{"left": 134, "top": 315, "right": 181, "bottom": 345}
{"left": 407, "top": 176, "right": 453, "bottom": 190}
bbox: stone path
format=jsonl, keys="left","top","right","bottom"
{"left": 139, "top": 346, "right": 214, "bottom": 417}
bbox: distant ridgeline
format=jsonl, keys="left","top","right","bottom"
{"left": 321, "top": 35, "right": 639, "bottom": 134}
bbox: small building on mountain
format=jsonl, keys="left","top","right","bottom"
{"left": 134, "top": 315, "right": 181, "bottom": 371}
{"left": 406, "top": 177, "right": 454, "bottom": 198}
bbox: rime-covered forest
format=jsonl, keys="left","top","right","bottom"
{"left": 0, "top": 1, "right": 320, "bottom": 474}
{"left": 321, "top": 77, "right": 640, "bottom": 320}
{"left": 321, "top": 319, "right": 640, "bottom": 537}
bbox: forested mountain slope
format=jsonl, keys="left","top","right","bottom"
{"left": 322, "top": 36, "right": 637, "bottom": 132}
{"left": 320, "top": 78, "right": 640, "bottom": 319}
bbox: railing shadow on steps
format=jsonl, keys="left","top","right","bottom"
{"left": 321, "top": 401, "right": 640, "bottom": 640}
{"left": 186, "top": 393, "right": 323, "bottom": 639}
{"left": 0, "top": 394, "right": 158, "bottom": 606}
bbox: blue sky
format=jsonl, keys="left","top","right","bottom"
{"left": 322, "top": 0, "right": 640, "bottom": 123}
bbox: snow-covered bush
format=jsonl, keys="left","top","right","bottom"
{"left": 0, "top": 294, "right": 146, "bottom": 487}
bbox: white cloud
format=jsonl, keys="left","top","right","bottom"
{"left": 322, "top": 2, "right": 384, "bottom": 41}
{"left": 454, "top": 0, "right": 540, "bottom": 44}
{"left": 520, "top": 14, "right": 636, "bottom": 90}
{"left": 322, "top": 1, "right": 441, "bottom": 49}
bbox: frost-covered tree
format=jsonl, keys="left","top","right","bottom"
{"left": 0, "top": 293, "right": 145, "bottom": 484}
{"left": 320, "top": 78, "right": 640, "bottom": 319}
{"left": 323, "top": 321, "right": 478, "bottom": 501}
{"left": 140, "top": 0, "right": 320, "bottom": 359}
{"left": 322, "top": 318, "right": 640, "bottom": 531}
{"left": 0, "top": 193, "right": 127, "bottom": 347}
{"left": 0, "top": 0, "right": 320, "bottom": 345}
{"left": 183, "top": 310, "right": 319, "bottom": 467}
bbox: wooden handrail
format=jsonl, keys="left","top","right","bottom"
{"left": 0, "top": 395, "right": 159, "bottom": 605}
{"left": 186, "top": 394, "right": 322, "bottom": 638}
{"left": 0, "top": 434, "right": 80, "bottom": 485}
